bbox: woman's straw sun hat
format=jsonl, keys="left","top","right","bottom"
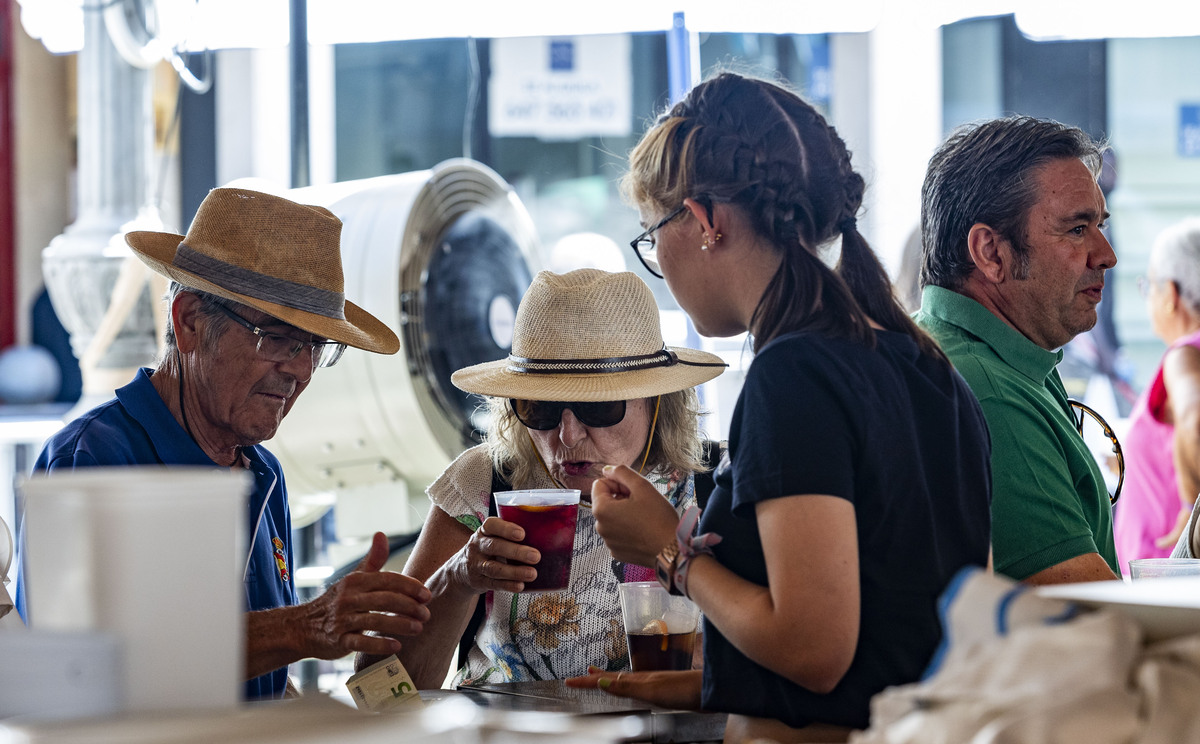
{"left": 125, "top": 187, "right": 399, "bottom": 355}
{"left": 452, "top": 269, "right": 725, "bottom": 402}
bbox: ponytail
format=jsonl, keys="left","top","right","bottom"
{"left": 836, "top": 225, "right": 947, "bottom": 362}
{"left": 752, "top": 242, "right": 872, "bottom": 353}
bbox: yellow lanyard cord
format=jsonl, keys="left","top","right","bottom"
{"left": 529, "top": 429, "right": 565, "bottom": 489}
{"left": 638, "top": 395, "right": 661, "bottom": 475}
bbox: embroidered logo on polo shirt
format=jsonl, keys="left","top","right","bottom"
{"left": 272, "top": 537, "right": 290, "bottom": 583}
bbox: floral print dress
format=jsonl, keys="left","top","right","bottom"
{"left": 427, "top": 444, "right": 694, "bottom": 684}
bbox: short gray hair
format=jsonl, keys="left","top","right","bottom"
{"left": 1151, "top": 218, "right": 1200, "bottom": 315}
{"left": 161, "top": 282, "right": 232, "bottom": 357}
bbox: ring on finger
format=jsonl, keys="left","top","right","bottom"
{"left": 480, "top": 559, "right": 490, "bottom": 576}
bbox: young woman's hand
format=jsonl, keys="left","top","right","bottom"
{"left": 565, "top": 668, "right": 704, "bottom": 711}
{"left": 592, "top": 464, "right": 679, "bottom": 567}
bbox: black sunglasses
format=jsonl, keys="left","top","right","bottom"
{"left": 510, "top": 399, "right": 627, "bottom": 430}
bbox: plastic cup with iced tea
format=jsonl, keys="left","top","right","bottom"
{"left": 493, "top": 488, "right": 581, "bottom": 592}
{"left": 618, "top": 581, "right": 701, "bottom": 671}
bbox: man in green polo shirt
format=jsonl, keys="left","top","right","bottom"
{"left": 915, "top": 116, "right": 1120, "bottom": 584}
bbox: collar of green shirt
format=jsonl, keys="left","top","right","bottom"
{"left": 918, "top": 285, "right": 1064, "bottom": 385}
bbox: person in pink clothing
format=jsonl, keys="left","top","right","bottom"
{"left": 1115, "top": 218, "right": 1200, "bottom": 569}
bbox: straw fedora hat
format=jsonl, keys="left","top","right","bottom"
{"left": 452, "top": 269, "right": 726, "bottom": 402}
{"left": 125, "top": 187, "right": 400, "bottom": 355}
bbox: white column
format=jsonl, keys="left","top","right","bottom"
{"left": 308, "top": 44, "right": 337, "bottom": 187}
{"left": 215, "top": 48, "right": 291, "bottom": 188}
{"left": 866, "top": 12, "right": 943, "bottom": 278}
{"left": 41, "top": 4, "right": 163, "bottom": 407}
{"left": 830, "top": 17, "right": 944, "bottom": 280}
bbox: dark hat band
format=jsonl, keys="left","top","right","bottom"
{"left": 174, "top": 243, "right": 346, "bottom": 320}
{"left": 506, "top": 347, "right": 727, "bottom": 375}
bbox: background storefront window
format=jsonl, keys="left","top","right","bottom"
{"left": 331, "top": 32, "right": 827, "bottom": 438}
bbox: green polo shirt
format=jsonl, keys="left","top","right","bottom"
{"left": 915, "top": 285, "right": 1118, "bottom": 580}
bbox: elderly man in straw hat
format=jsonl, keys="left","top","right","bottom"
{"left": 357, "top": 268, "right": 726, "bottom": 689}
{"left": 16, "top": 187, "right": 432, "bottom": 700}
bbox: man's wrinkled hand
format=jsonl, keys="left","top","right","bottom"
{"left": 302, "top": 531, "right": 432, "bottom": 660}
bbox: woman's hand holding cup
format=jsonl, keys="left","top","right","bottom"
{"left": 457, "top": 516, "right": 541, "bottom": 594}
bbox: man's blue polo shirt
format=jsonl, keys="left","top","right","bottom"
{"left": 15, "top": 368, "right": 297, "bottom": 700}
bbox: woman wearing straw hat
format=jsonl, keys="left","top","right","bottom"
{"left": 360, "top": 268, "right": 725, "bottom": 688}
{"left": 570, "top": 73, "right": 993, "bottom": 742}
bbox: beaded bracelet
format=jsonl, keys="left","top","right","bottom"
{"left": 671, "top": 505, "right": 722, "bottom": 598}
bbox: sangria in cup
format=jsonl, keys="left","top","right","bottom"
{"left": 493, "top": 488, "right": 581, "bottom": 592}
{"left": 619, "top": 581, "right": 701, "bottom": 671}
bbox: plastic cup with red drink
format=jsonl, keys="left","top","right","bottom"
{"left": 493, "top": 488, "right": 581, "bottom": 592}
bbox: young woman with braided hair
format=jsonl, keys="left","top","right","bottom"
{"left": 569, "top": 73, "right": 993, "bottom": 741}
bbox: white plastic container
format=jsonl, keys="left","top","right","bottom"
{"left": 0, "top": 630, "right": 121, "bottom": 719}
{"left": 20, "top": 466, "right": 249, "bottom": 713}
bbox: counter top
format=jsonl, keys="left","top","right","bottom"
{"left": 0, "top": 681, "right": 725, "bottom": 744}
{"left": 435, "top": 680, "right": 726, "bottom": 743}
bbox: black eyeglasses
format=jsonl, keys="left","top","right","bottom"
{"left": 510, "top": 399, "right": 627, "bottom": 430}
{"left": 1069, "top": 398, "right": 1124, "bottom": 506}
{"left": 629, "top": 205, "right": 687, "bottom": 278}
{"left": 214, "top": 303, "right": 347, "bottom": 370}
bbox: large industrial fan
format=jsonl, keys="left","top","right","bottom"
{"left": 265, "top": 159, "right": 539, "bottom": 530}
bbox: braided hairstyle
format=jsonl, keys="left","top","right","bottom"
{"left": 624, "top": 73, "right": 944, "bottom": 360}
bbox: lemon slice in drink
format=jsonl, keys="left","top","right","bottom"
{"left": 641, "top": 618, "right": 668, "bottom": 634}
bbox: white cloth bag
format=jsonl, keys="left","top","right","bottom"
{"left": 851, "top": 568, "right": 1200, "bottom": 744}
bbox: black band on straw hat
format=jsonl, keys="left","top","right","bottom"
{"left": 507, "top": 348, "right": 726, "bottom": 375}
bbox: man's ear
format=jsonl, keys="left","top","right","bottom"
{"left": 966, "top": 223, "right": 1009, "bottom": 285}
{"left": 171, "top": 292, "right": 204, "bottom": 354}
